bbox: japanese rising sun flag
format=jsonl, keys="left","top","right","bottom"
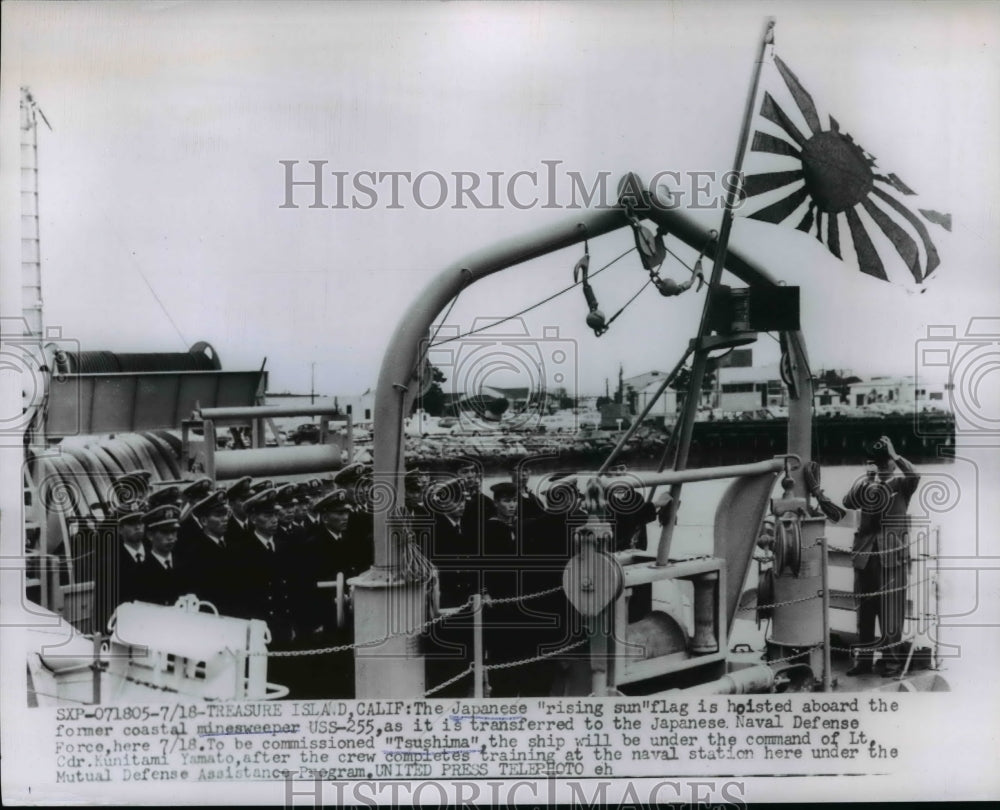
{"left": 738, "top": 52, "right": 951, "bottom": 284}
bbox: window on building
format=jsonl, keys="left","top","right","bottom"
{"left": 929, "top": 392, "right": 943, "bottom": 401}
{"left": 721, "top": 383, "right": 754, "bottom": 393}
{"left": 346, "top": 405, "right": 353, "bottom": 415}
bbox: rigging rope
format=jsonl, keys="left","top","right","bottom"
{"left": 428, "top": 246, "right": 637, "bottom": 348}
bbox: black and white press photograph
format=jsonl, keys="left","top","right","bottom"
{"left": 1, "top": 0, "right": 998, "bottom": 805}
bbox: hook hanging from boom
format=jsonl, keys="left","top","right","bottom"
{"left": 575, "top": 239, "right": 608, "bottom": 336}
{"left": 649, "top": 228, "right": 714, "bottom": 297}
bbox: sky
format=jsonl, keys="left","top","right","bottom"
{"left": 2, "top": 0, "right": 998, "bottom": 401}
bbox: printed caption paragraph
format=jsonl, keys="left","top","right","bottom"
{"left": 50, "top": 696, "right": 905, "bottom": 784}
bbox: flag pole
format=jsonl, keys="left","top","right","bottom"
{"left": 654, "top": 17, "right": 776, "bottom": 566}
{"left": 699, "top": 15, "right": 775, "bottom": 334}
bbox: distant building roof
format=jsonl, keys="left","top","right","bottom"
{"left": 639, "top": 379, "right": 678, "bottom": 396}
{"left": 623, "top": 371, "right": 669, "bottom": 392}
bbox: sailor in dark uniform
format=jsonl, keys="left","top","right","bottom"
{"left": 456, "top": 460, "right": 494, "bottom": 540}
{"left": 115, "top": 504, "right": 148, "bottom": 605}
{"left": 146, "top": 484, "right": 182, "bottom": 510}
{"left": 231, "top": 488, "right": 311, "bottom": 696}
{"left": 481, "top": 481, "right": 567, "bottom": 697}
{"left": 484, "top": 482, "right": 519, "bottom": 555}
{"left": 224, "top": 476, "right": 254, "bottom": 545}
{"left": 423, "top": 478, "right": 480, "bottom": 697}
{"left": 178, "top": 477, "right": 214, "bottom": 545}
{"left": 304, "top": 491, "right": 371, "bottom": 585}
{"left": 138, "top": 505, "right": 190, "bottom": 607}
{"left": 248, "top": 479, "right": 274, "bottom": 496}
{"left": 333, "top": 463, "right": 375, "bottom": 547}
{"left": 174, "top": 490, "right": 238, "bottom": 616}
{"left": 318, "top": 472, "right": 338, "bottom": 495}
{"left": 297, "top": 490, "right": 372, "bottom": 698}
{"left": 304, "top": 490, "right": 372, "bottom": 620}
{"left": 289, "top": 483, "right": 313, "bottom": 536}
{"left": 274, "top": 483, "right": 305, "bottom": 547}
{"left": 843, "top": 436, "right": 920, "bottom": 677}
{"left": 303, "top": 479, "right": 324, "bottom": 527}
{"left": 605, "top": 480, "right": 657, "bottom": 553}
{"left": 403, "top": 468, "right": 431, "bottom": 519}
{"left": 230, "top": 488, "right": 296, "bottom": 645}
{"left": 512, "top": 466, "right": 546, "bottom": 526}
{"left": 180, "top": 476, "right": 213, "bottom": 514}
{"left": 481, "top": 481, "right": 522, "bottom": 696}
{"left": 93, "top": 502, "right": 147, "bottom": 633}
{"left": 427, "top": 478, "right": 480, "bottom": 603}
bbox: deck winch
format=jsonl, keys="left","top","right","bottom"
{"left": 559, "top": 463, "right": 785, "bottom": 695}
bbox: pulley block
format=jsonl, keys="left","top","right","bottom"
{"left": 562, "top": 545, "right": 623, "bottom": 617}
{"left": 773, "top": 515, "right": 802, "bottom": 577}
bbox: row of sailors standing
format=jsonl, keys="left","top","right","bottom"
{"left": 100, "top": 467, "right": 374, "bottom": 697}
{"left": 102, "top": 460, "right": 660, "bottom": 699}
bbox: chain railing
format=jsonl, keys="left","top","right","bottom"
{"left": 222, "top": 520, "right": 940, "bottom": 696}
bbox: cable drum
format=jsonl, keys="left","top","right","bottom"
{"left": 62, "top": 445, "right": 118, "bottom": 510}
{"left": 49, "top": 342, "right": 221, "bottom": 374}
{"left": 140, "top": 432, "right": 182, "bottom": 479}
{"left": 27, "top": 433, "right": 183, "bottom": 554}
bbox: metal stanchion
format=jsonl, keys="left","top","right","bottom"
{"left": 91, "top": 632, "right": 103, "bottom": 705}
{"left": 934, "top": 526, "right": 941, "bottom": 671}
{"left": 472, "top": 594, "right": 484, "bottom": 698}
{"left": 820, "top": 534, "right": 832, "bottom": 692}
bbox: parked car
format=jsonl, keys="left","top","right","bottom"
{"left": 289, "top": 423, "right": 321, "bottom": 444}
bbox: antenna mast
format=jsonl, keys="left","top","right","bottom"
{"left": 20, "top": 87, "right": 51, "bottom": 346}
